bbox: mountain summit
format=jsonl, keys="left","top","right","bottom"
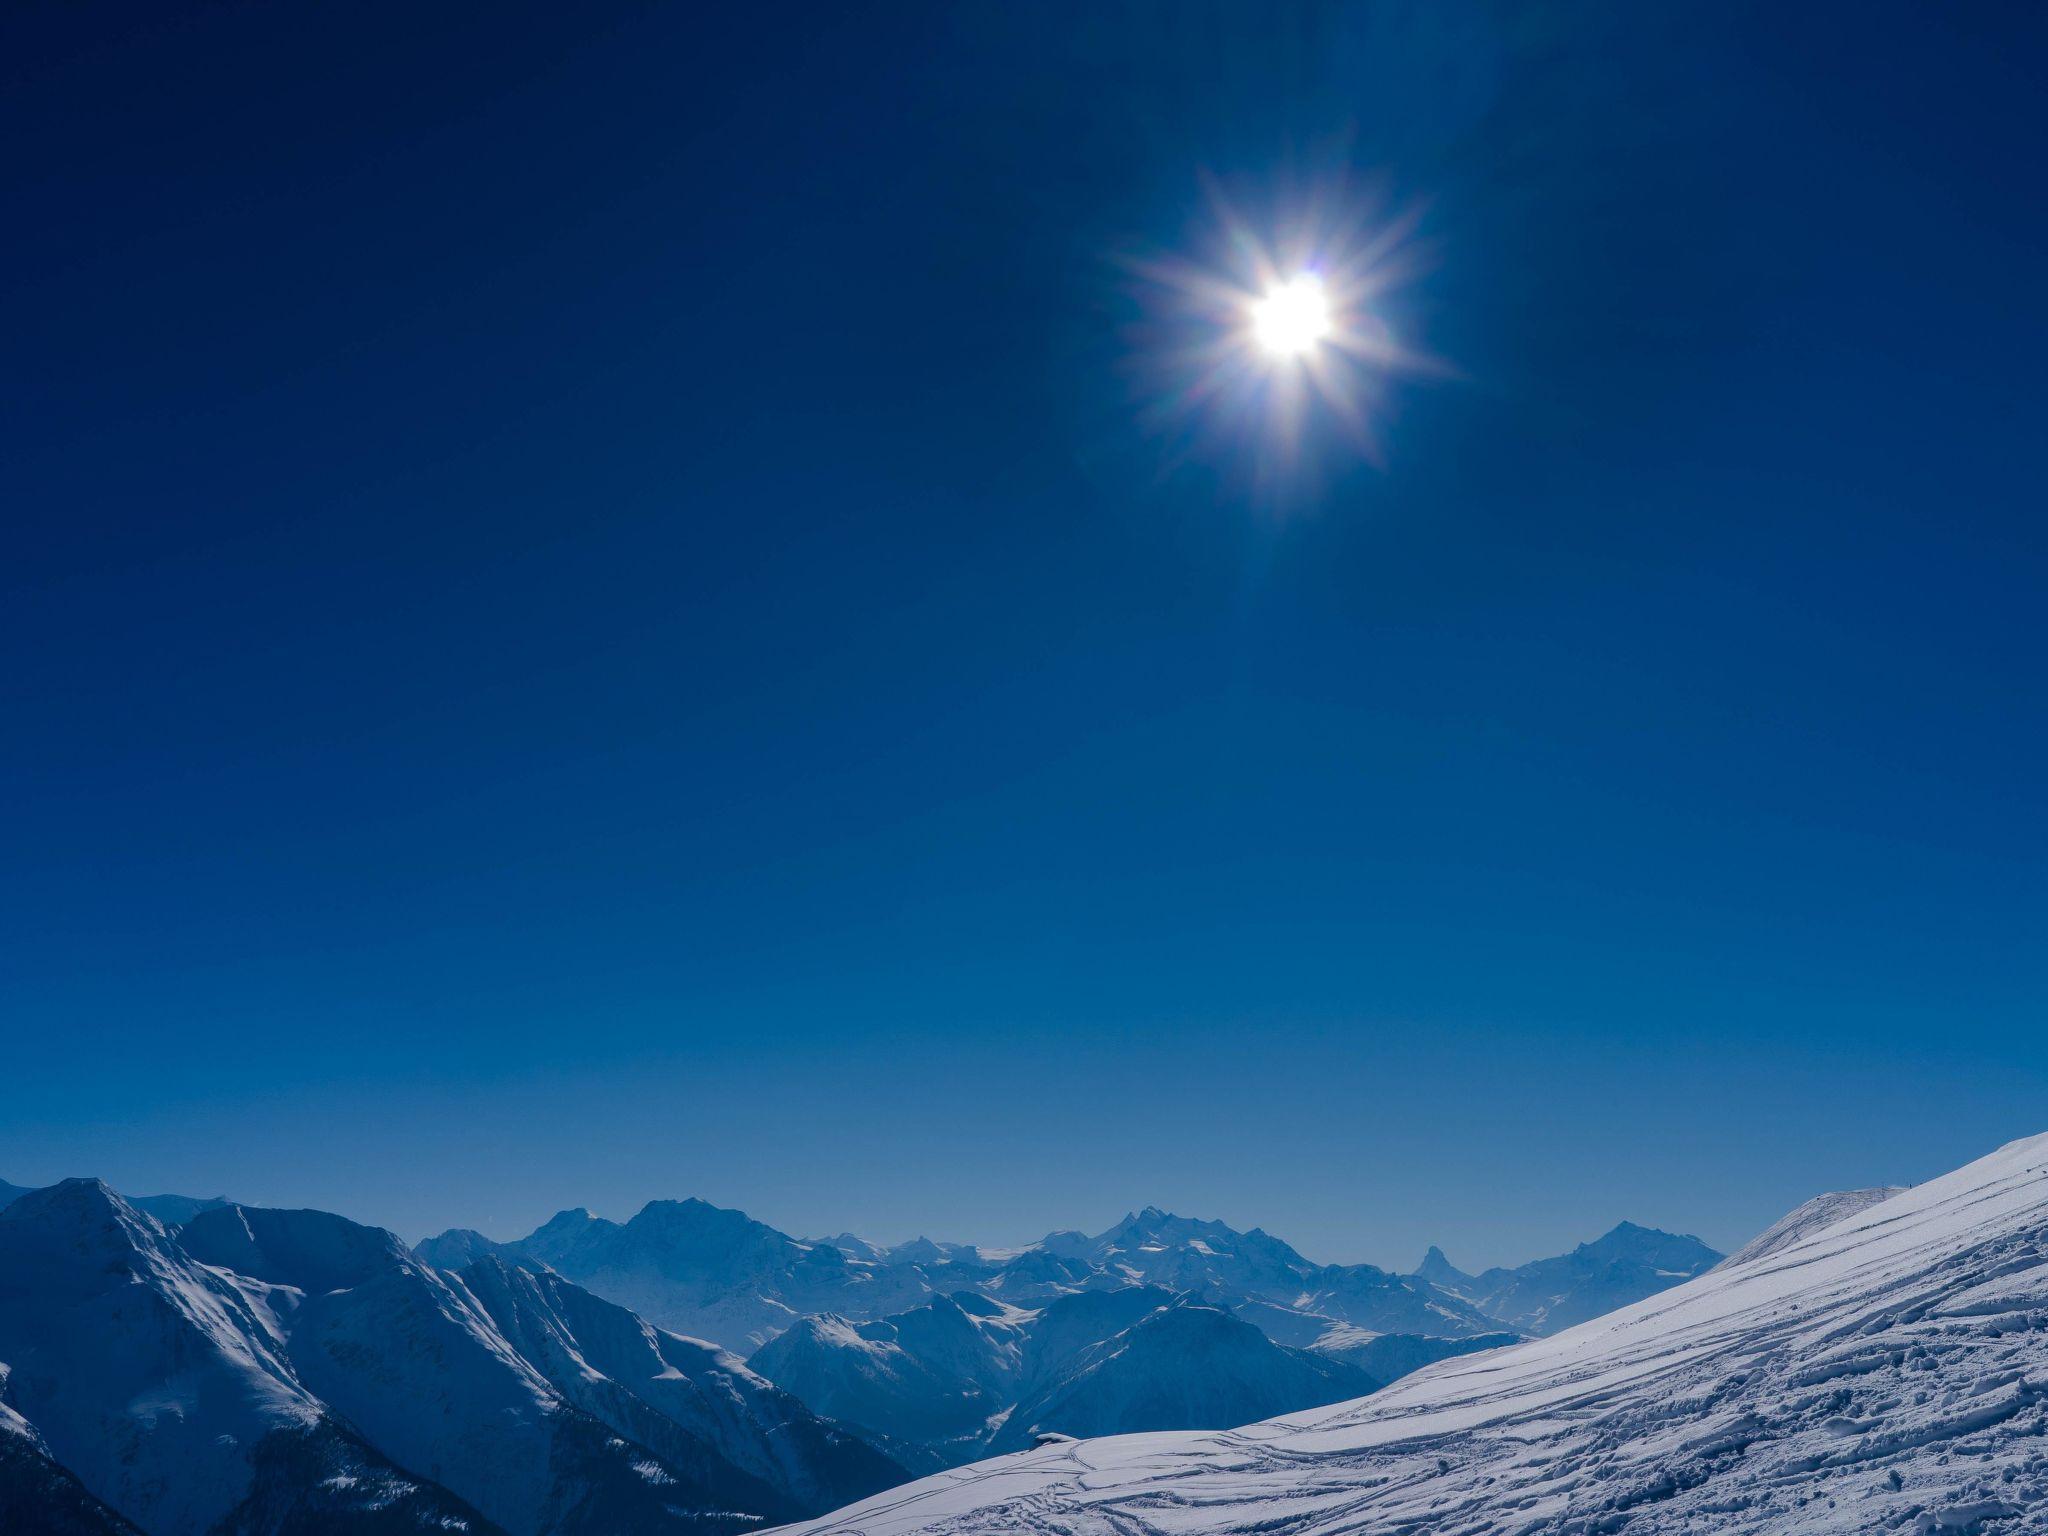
{"left": 1411, "top": 1220, "right": 1721, "bottom": 1334}
{"left": 426, "top": 1199, "right": 1522, "bottom": 1356}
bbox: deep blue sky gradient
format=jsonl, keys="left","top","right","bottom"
{"left": 3, "top": 2, "right": 2045, "bottom": 1267}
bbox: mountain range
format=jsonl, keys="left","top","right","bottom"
{"left": 0, "top": 1176, "right": 231, "bottom": 1229}
{"left": 0, "top": 1182, "right": 901, "bottom": 1536}
{"left": 0, "top": 1172, "right": 1732, "bottom": 1535}
{"left": 777, "top": 1140, "right": 2048, "bottom": 1536}
{"left": 1408, "top": 1219, "right": 1723, "bottom": 1334}
{"left": 749, "top": 1287, "right": 1381, "bottom": 1472}
{"left": 416, "top": 1200, "right": 1715, "bottom": 1359}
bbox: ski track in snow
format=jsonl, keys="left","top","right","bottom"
{"left": 774, "top": 1134, "right": 2048, "bottom": 1536}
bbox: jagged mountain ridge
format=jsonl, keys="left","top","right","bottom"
{"left": 0, "top": 1184, "right": 902, "bottom": 1536}
{"left": 455, "top": 1255, "right": 898, "bottom": 1517}
{"left": 1410, "top": 1218, "right": 1723, "bottom": 1335}
{"left": 0, "top": 1176, "right": 233, "bottom": 1228}
{"left": 2, "top": 1169, "right": 1735, "bottom": 1535}
{"left": 773, "top": 1131, "right": 2048, "bottom": 1536}
{"left": 421, "top": 1199, "right": 1530, "bottom": 1356}
{"left": 0, "top": 1181, "right": 498, "bottom": 1536}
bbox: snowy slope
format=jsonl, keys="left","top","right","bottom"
{"left": 1714, "top": 1187, "right": 1906, "bottom": 1270}
{"left": 0, "top": 1180, "right": 323, "bottom": 1532}
{"left": 414, "top": 1225, "right": 525, "bottom": 1268}
{"left": 750, "top": 1288, "right": 1380, "bottom": 1471}
{"left": 180, "top": 1203, "right": 837, "bottom": 1535}
{"left": 0, "top": 1183, "right": 493, "bottom": 1536}
{"left": 0, "top": 1400, "right": 142, "bottom": 1536}
{"left": 457, "top": 1255, "right": 905, "bottom": 1517}
{"left": 773, "top": 1132, "right": 2048, "bottom": 1536}
{"left": 750, "top": 1298, "right": 1037, "bottom": 1464}
{"left": 1304, "top": 1326, "right": 1521, "bottom": 1384}
{"left": 985, "top": 1303, "right": 1377, "bottom": 1455}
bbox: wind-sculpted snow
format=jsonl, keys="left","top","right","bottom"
{"left": 774, "top": 1133, "right": 2048, "bottom": 1536}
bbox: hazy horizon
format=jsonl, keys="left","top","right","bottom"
{"left": 3, "top": 1113, "right": 2022, "bottom": 1273}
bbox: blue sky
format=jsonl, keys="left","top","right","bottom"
{"left": 3, "top": 2, "right": 2045, "bottom": 1269}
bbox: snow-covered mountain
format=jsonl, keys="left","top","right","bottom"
{"left": 428, "top": 1200, "right": 1506, "bottom": 1356}
{"left": 1052, "top": 1208, "right": 1318, "bottom": 1296}
{"left": 181, "top": 1202, "right": 765, "bottom": 1536}
{"left": 1711, "top": 1185, "right": 1904, "bottom": 1270}
{"left": 748, "top": 1287, "right": 1382, "bottom": 1470}
{"left": 771, "top": 1131, "right": 2048, "bottom": 1536}
{"left": 0, "top": 1176, "right": 232, "bottom": 1228}
{"left": 453, "top": 1254, "right": 900, "bottom": 1517}
{"left": 1301, "top": 1325, "right": 1522, "bottom": 1383}
{"left": 749, "top": 1294, "right": 1034, "bottom": 1471}
{"left": 811, "top": 1236, "right": 985, "bottom": 1266}
{"left": 0, "top": 1181, "right": 493, "bottom": 1536}
{"left": 477, "top": 1199, "right": 949, "bottom": 1351}
{"left": 413, "top": 1225, "right": 530, "bottom": 1268}
{"left": 175, "top": 1202, "right": 904, "bottom": 1533}
{"left": 0, "top": 1185, "right": 904, "bottom": 1535}
{"left": 984, "top": 1302, "right": 1376, "bottom": 1455}
{"left": 1411, "top": 1220, "right": 1722, "bottom": 1334}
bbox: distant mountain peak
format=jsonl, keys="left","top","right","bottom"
{"left": 1412, "top": 1245, "right": 1474, "bottom": 1288}
{"left": 535, "top": 1205, "right": 597, "bottom": 1230}
{"left": 0, "top": 1177, "right": 164, "bottom": 1254}
{"left": 180, "top": 1203, "right": 412, "bottom": 1293}
{"left": 636, "top": 1195, "right": 721, "bottom": 1217}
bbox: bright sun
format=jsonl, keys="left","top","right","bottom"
{"left": 1250, "top": 273, "right": 1333, "bottom": 357}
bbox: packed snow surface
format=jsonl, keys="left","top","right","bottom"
{"left": 774, "top": 1132, "right": 2048, "bottom": 1536}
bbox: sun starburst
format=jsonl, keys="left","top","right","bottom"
{"left": 1117, "top": 175, "right": 1439, "bottom": 501}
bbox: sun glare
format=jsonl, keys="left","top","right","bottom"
{"left": 1117, "top": 177, "right": 1435, "bottom": 494}
{"left": 1250, "top": 274, "right": 1332, "bottom": 358}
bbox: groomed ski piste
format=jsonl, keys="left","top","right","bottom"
{"left": 774, "top": 1132, "right": 2048, "bottom": 1536}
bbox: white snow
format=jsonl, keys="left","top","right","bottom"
{"left": 771, "top": 1132, "right": 2048, "bottom": 1536}
{"left": 1713, "top": 1185, "right": 1907, "bottom": 1271}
